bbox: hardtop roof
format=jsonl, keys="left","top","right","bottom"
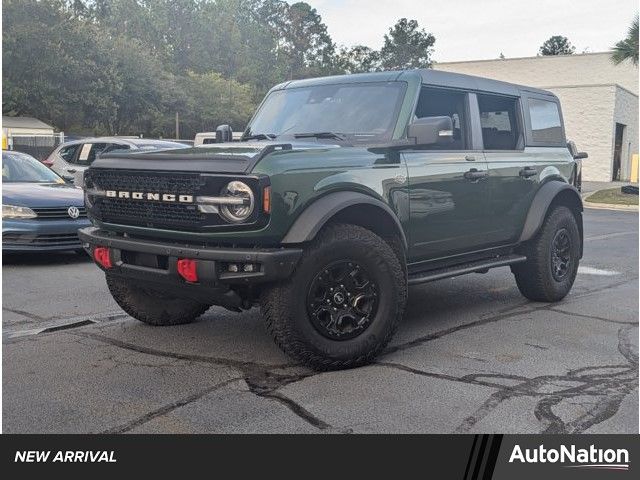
{"left": 279, "top": 69, "right": 556, "bottom": 99}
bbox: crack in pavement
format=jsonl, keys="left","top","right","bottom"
{"left": 3, "top": 308, "right": 48, "bottom": 321}
{"left": 382, "top": 325, "right": 637, "bottom": 434}
{"left": 71, "top": 331, "right": 333, "bottom": 432}
{"left": 383, "top": 278, "right": 637, "bottom": 356}
{"left": 549, "top": 308, "right": 638, "bottom": 325}
{"left": 101, "top": 377, "right": 242, "bottom": 434}
{"left": 42, "top": 276, "right": 637, "bottom": 434}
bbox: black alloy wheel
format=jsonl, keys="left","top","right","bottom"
{"left": 306, "top": 260, "right": 378, "bottom": 340}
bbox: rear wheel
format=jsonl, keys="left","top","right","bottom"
{"left": 106, "top": 274, "right": 210, "bottom": 326}
{"left": 513, "top": 206, "right": 580, "bottom": 302}
{"left": 260, "top": 223, "right": 407, "bottom": 370}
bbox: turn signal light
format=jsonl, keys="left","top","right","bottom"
{"left": 94, "top": 247, "right": 112, "bottom": 269}
{"left": 263, "top": 186, "right": 271, "bottom": 214}
{"left": 177, "top": 258, "right": 198, "bottom": 283}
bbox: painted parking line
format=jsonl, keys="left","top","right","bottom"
{"left": 577, "top": 266, "right": 621, "bottom": 276}
{"left": 584, "top": 231, "right": 637, "bottom": 242}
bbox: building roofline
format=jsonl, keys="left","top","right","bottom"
{"left": 541, "top": 83, "right": 638, "bottom": 98}
{"left": 435, "top": 51, "right": 614, "bottom": 66}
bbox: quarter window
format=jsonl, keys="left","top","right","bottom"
{"left": 528, "top": 98, "right": 563, "bottom": 144}
{"left": 59, "top": 144, "right": 81, "bottom": 162}
{"left": 477, "top": 94, "right": 521, "bottom": 150}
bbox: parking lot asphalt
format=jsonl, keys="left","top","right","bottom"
{"left": 2, "top": 207, "right": 638, "bottom": 433}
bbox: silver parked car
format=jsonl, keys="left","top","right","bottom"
{"left": 46, "top": 137, "right": 187, "bottom": 183}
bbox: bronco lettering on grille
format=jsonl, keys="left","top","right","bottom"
{"left": 105, "top": 190, "right": 193, "bottom": 203}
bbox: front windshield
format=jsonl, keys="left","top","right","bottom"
{"left": 245, "top": 81, "right": 407, "bottom": 143}
{"left": 2, "top": 151, "right": 64, "bottom": 183}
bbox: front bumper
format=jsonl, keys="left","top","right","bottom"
{"left": 3, "top": 218, "right": 91, "bottom": 252}
{"left": 78, "top": 227, "right": 302, "bottom": 301}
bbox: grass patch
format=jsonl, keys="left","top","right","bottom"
{"left": 586, "top": 187, "right": 639, "bottom": 206}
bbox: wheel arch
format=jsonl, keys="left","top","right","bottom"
{"left": 281, "top": 191, "right": 408, "bottom": 255}
{"left": 519, "top": 181, "right": 584, "bottom": 257}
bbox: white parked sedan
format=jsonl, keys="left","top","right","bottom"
{"left": 45, "top": 137, "right": 187, "bottom": 184}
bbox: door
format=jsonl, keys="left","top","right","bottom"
{"left": 478, "top": 93, "right": 540, "bottom": 244}
{"left": 403, "top": 87, "right": 492, "bottom": 263}
{"left": 613, "top": 123, "right": 625, "bottom": 181}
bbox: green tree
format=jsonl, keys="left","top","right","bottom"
{"left": 539, "top": 35, "right": 575, "bottom": 56}
{"left": 336, "top": 45, "right": 380, "bottom": 74}
{"left": 611, "top": 14, "right": 639, "bottom": 66}
{"left": 379, "top": 18, "right": 435, "bottom": 70}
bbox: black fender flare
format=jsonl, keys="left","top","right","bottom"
{"left": 519, "top": 181, "right": 583, "bottom": 253}
{"left": 281, "top": 191, "right": 407, "bottom": 250}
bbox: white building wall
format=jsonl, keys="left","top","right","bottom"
{"left": 613, "top": 86, "right": 639, "bottom": 181}
{"left": 548, "top": 85, "right": 615, "bottom": 182}
{"left": 436, "top": 52, "right": 638, "bottom": 95}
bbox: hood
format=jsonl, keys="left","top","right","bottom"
{"left": 90, "top": 140, "right": 341, "bottom": 174}
{"left": 2, "top": 182, "right": 85, "bottom": 207}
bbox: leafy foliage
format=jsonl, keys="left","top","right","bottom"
{"left": 2, "top": 1, "right": 437, "bottom": 138}
{"left": 539, "top": 35, "right": 575, "bottom": 56}
{"left": 611, "top": 14, "right": 639, "bottom": 66}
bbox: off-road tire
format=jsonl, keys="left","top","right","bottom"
{"left": 260, "top": 223, "right": 407, "bottom": 370}
{"left": 513, "top": 206, "right": 580, "bottom": 302}
{"left": 106, "top": 274, "right": 210, "bottom": 326}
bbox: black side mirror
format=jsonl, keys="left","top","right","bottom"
{"left": 567, "top": 140, "right": 588, "bottom": 160}
{"left": 407, "top": 116, "right": 454, "bottom": 147}
{"left": 215, "top": 124, "right": 233, "bottom": 143}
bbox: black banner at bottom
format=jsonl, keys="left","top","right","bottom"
{"left": 2, "top": 434, "right": 638, "bottom": 478}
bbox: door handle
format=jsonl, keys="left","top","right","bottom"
{"left": 66, "top": 168, "right": 77, "bottom": 174}
{"left": 464, "top": 168, "right": 489, "bottom": 181}
{"left": 519, "top": 166, "right": 537, "bottom": 178}
{"left": 465, "top": 155, "right": 476, "bottom": 161}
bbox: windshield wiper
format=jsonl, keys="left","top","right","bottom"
{"left": 242, "top": 133, "right": 276, "bottom": 141}
{"left": 293, "top": 132, "right": 346, "bottom": 141}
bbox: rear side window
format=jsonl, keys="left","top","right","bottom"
{"left": 59, "top": 144, "right": 80, "bottom": 162}
{"left": 76, "top": 143, "right": 108, "bottom": 165}
{"left": 528, "top": 98, "right": 563, "bottom": 144}
{"left": 477, "top": 94, "right": 521, "bottom": 150}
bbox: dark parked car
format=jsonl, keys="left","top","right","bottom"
{"left": 79, "top": 69, "right": 586, "bottom": 370}
{"left": 2, "top": 150, "right": 90, "bottom": 252}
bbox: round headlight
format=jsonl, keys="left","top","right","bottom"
{"left": 219, "top": 181, "right": 254, "bottom": 223}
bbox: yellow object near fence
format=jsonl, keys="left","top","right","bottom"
{"left": 2, "top": 134, "right": 7, "bottom": 150}
{"left": 631, "top": 154, "right": 639, "bottom": 183}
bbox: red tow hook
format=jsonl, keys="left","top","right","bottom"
{"left": 94, "top": 247, "right": 113, "bottom": 269}
{"left": 177, "top": 258, "right": 198, "bottom": 283}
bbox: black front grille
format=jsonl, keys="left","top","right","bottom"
{"left": 85, "top": 169, "right": 265, "bottom": 231}
{"left": 88, "top": 170, "right": 205, "bottom": 195}
{"left": 97, "top": 198, "right": 205, "bottom": 229}
{"left": 32, "top": 207, "right": 87, "bottom": 219}
{"left": 3, "top": 233, "right": 81, "bottom": 246}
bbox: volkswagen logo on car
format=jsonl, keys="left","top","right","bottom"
{"left": 67, "top": 206, "right": 80, "bottom": 219}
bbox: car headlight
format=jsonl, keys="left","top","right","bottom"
{"left": 2, "top": 204, "right": 37, "bottom": 219}
{"left": 219, "top": 181, "right": 254, "bottom": 223}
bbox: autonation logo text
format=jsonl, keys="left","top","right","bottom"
{"left": 509, "top": 444, "right": 630, "bottom": 471}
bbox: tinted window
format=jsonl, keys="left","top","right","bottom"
{"left": 59, "top": 144, "right": 81, "bottom": 162}
{"left": 478, "top": 94, "right": 521, "bottom": 150}
{"left": 2, "top": 151, "right": 64, "bottom": 183}
{"left": 246, "top": 82, "right": 407, "bottom": 143}
{"left": 414, "top": 87, "right": 468, "bottom": 150}
{"left": 528, "top": 98, "right": 563, "bottom": 144}
{"left": 102, "top": 144, "right": 131, "bottom": 154}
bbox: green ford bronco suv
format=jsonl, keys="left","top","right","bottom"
{"left": 79, "top": 70, "right": 587, "bottom": 370}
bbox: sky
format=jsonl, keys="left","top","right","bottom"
{"left": 310, "top": 0, "right": 638, "bottom": 62}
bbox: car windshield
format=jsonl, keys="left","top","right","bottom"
{"left": 244, "top": 82, "right": 407, "bottom": 143}
{"left": 2, "top": 151, "right": 64, "bottom": 183}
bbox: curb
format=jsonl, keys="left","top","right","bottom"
{"left": 583, "top": 201, "right": 638, "bottom": 211}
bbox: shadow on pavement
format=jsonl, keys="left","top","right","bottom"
{"left": 2, "top": 250, "right": 91, "bottom": 266}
